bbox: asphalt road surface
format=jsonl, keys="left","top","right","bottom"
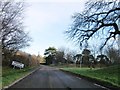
{"left": 6, "top": 65, "right": 109, "bottom": 89}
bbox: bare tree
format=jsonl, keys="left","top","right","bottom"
{"left": 0, "top": 0, "right": 31, "bottom": 60}
{"left": 105, "top": 46, "right": 120, "bottom": 64}
{"left": 56, "top": 50, "right": 65, "bottom": 64}
{"left": 65, "top": 0, "right": 120, "bottom": 50}
{"left": 64, "top": 48, "right": 76, "bottom": 64}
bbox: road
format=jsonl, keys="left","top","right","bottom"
{"left": 6, "top": 65, "right": 109, "bottom": 89}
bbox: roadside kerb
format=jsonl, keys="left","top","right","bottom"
{"left": 2, "top": 66, "right": 41, "bottom": 90}
{"left": 59, "top": 69, "right": 119, "bottom": 90}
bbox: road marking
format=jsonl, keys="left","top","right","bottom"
{"left": 76, "top": 77, "right": 82, "bottom": 80}
{"left": 94, "top": 83, "right": 110, "bottom": 90}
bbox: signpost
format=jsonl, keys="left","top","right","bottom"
{"left": 12, "top": 61, "right": 24, "bottom": 69}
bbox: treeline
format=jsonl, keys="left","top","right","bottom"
{"left": 44, "top": 46, "right": 120, "bottom": 68}
{"left": 3, "top": 50, "right": 40, "bottom": 67}
{"left": 75, "top": 47, "right": 120, "bottom": 68}
{"left": 44, "top": 47, "right": 76, "bottom": 65}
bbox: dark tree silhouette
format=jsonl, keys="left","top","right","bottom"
{"left": 82, "top": 49, "right": 91, "bottom": 66}
{"left": 44, "top": 47, "right": 57, "bottom": 65}
{"left": 56, "top": 51, "right": 65, "bottom": 64}
{"left": 66, "top": 0, "right": 120, "bottom": 50}
{"left": 96, "top": 54, "right": 110, "bottom": 67}
{"left": 74, "top": 54, "right": 82, "bottom": 67}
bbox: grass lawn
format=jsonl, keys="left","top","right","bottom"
{"left": 2, "top": 66, "right": 38, "bottom": 88}
{"left": 61, "top": 65, "right": 120, "bottom": 87}
{"left": 0, "top": 73, "right": 2, "bottom": 89}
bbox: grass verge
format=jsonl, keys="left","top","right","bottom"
{"left": 61, "top": 65, "right": 120, "bottom": 88}
{"left": 2, "top": 66, "right": 39, "bottom": 88}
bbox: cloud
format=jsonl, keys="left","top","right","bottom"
{"left": 25, "top": 0, "right": 87, "bottom": 3}
{"left": 22, "top": 1, "right": 87, "bottom": 55}
{"left": 24, "top": 2, "right": 85, "bottom": 29}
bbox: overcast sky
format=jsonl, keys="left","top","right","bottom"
{"left": 22, "top": 0, "right": 88, "bottom": 56}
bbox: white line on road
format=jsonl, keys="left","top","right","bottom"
{"left": 94, "top": 83, "right": 110, "bottom": 90}
{"left": 76, "top": 77, "right": 82, "bottom": 80}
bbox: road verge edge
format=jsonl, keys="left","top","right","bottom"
{"left": 2, "top": 66, "right": 41, "bottom": 90}
{"left": 60, "top": 69, "right": 119, "bottom": 90}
